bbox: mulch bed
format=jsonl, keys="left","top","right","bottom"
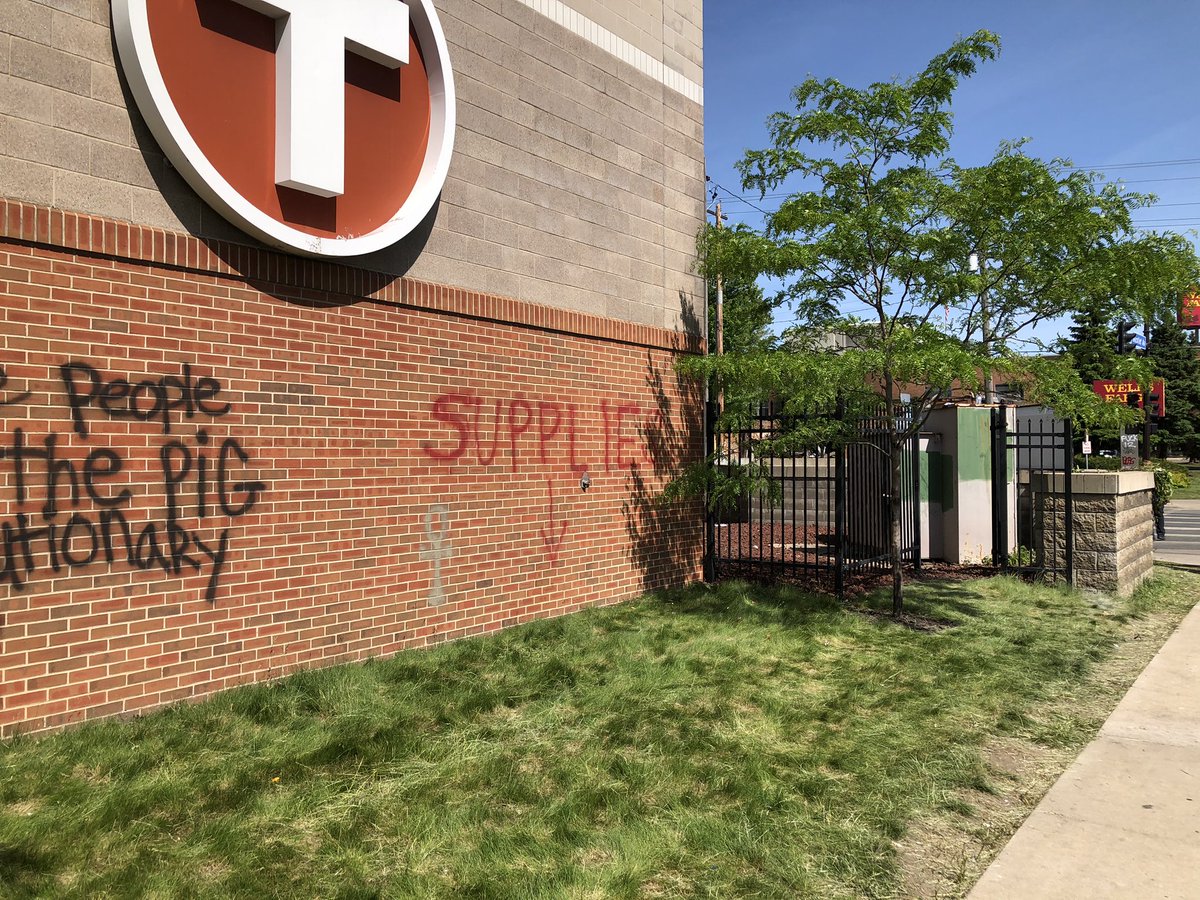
{"left": 711, "top": 521, "right": 997, "bottom": 630}
{"left": 711, "top": 522, "right": 837, "bottom": 563}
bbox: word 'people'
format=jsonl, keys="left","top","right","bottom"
{"left": 0, "top": 363, "right": 263, "bottom": 602}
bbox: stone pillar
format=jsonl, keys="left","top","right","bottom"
{"left": 1035, "top": 471, "right": 1155, "bottom": 596}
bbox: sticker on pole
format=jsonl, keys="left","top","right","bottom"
{"left": 112, "top": 0, "right": 456, "bottom": 258}
{"left": 1120, "top": 433, "right": 1138, "bottom": 470}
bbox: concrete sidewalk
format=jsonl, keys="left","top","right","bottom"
{"left": 968, "top": 593, "right": 1200, "bottom": 898}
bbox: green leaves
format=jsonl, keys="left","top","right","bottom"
{"left": 1146, "top": 317, "right": 1200, "bottom": 456}
{"left": 699, "top": 27, "right": 1200, "bottom": 413}
{"left": 691, "top": 28, "right": 1200, "bottom": 610}
{"left": 1011, "top": 354, "right": 1140, "bottom": 432}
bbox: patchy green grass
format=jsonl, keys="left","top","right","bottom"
{"left": 1167, "top": 462, "right": 1200, "bottom": 500}
{"left": 2, "top": 572, "right": 1197, "bottom": 899}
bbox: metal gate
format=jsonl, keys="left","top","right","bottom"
{"left": 705, "top": 402, "right": 920, "bottom": 598}
{"left": 990, "top": 404, "right": 1074, "bottom": 583}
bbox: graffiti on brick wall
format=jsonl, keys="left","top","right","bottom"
{"left": 419, "top": 503, "right": 453, "bottom": 607}
{"left": 420, "top": 392, "right": 661, "bottom": 567}
{"left": 0, "top": 363, "right": 264, "bottom": 602}
{"left": 420, "top": 394, "right": 658, "bottom": 473}
{"left": 540, "top": 478, "right": 568, "bottom": 566}
{"left": 0, "top": 368, "right": 32, "bottom": 407}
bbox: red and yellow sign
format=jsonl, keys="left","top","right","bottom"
{"left": 1181, "top": 292, "right": 1200, "bottom": 328}
{"left": 1092, "top": 379, "right": 1165, "bottom": 416}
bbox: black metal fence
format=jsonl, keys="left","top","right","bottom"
{"left": 990, "top": 404, "right": 1074, "bottom": 584}
{"left": 705, "top": 402, "right": 921, "bottom": 598}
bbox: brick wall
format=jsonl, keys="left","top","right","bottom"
{"left": 0, "top": 201, "right": 705, "bottom": 737}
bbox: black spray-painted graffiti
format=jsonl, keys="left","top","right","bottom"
{"left": 0, "top": 363, "right": 264, "bottom": 602}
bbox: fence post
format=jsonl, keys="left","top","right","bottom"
{"left": 990, "top": 404, "right": 1009, "bottom": 571}
{"left": 1063, "top": 417, "right": 1074, "bottom": 586}
{"left": 703, "top": 399, "right": 717, "bottom": 582}
{"left": 834, "top": 397, "right": 847, "bottom": 600}
{"left": 911, "top": 427, "right": 922, "bottom": 574}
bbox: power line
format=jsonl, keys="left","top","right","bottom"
{"left": 1065, "top": 157, "right": 1200, "bottom": 171}
{"left": 709, "top": 158, "right": 1200, "bottom": 208}
{"left": 1105, "top": 174, "right": 1200, "bottom": 185}
{"left": 719, "top": 192, "right": 1200, "bottom": 218}
{"left": 709, "top": 180, "right": 771, "bottom": 217}
{"left": 709, "top": 161, "right": 1200, "bottom": 230}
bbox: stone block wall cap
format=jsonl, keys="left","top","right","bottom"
{"left": 1035, "top": 470, "right": 1155, "bottom": 495}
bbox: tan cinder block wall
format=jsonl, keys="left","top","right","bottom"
{"left": 0, "top": 0, "right": 705, "bottom": 332}
{"left": 1037, "top": 471, "right": 1155, "bottom": 597}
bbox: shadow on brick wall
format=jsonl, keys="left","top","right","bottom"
{"left": 622, "top": 293, "right": 706, "bottom": 591}
{"left": 201, "top": 202, "right": 439, "bottom": 311}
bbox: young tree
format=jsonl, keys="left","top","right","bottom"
{"left": 687, "top": 31, "right": 1199, "bottom": 614}
{"left": 945, "top": 144, "right": 1151, "bottom": 391}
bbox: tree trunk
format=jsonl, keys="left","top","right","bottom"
{"left": 885, "top": 372, "right": 903, "bottom": 616}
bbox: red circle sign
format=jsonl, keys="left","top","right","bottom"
{"left": 113, "top": 0, "right": 456, "bottom": 257}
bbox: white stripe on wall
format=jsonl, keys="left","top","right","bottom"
{"left": 514, "top": 0, "right": 703, "bottom": 105}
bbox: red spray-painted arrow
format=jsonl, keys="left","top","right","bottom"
{"left": 540, "top": 478, "right": 569, "bottom": 566}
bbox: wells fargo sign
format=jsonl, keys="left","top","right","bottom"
{"left": 1181, "top": 292, "right": 1200, "bottom": 328}
{"left": 1092, "top": 379, "right": 1165, "bottom": 416}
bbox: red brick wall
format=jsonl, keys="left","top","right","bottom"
{"left": 0, "top": 201, "right": 704, "bottom": 737}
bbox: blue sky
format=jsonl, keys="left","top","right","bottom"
{"left": 703, "top": 0, "right": 1200, "bottom": 344}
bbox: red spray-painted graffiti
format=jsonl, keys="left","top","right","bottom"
{"left": 420, "top": 393, "right": 662, "bottom": 565}
{"left": 539, "top": 477, "right": 568, "bottom": 566}
{"left": 420, "top": 393, "right": 659, "bottom": 474}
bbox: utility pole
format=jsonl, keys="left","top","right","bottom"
{"left": 1142, "top": 317, "right": 1153, "bottom": 463}
{"left": 714, "top": 199, "right": 725, "bottom": 408}
{"left": 970, "top": 252, "right": 994, "bottom": 403}
{"left": 714, "top": 199, "right": 725, "bottom": 359}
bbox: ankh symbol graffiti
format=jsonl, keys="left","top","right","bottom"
{"left": 420, "top": 504, "right": 454, "bottom": 607}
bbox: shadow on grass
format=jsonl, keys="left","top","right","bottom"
{"left": 652, "top": 573, "right": 1002, "bottom": 635}
{"left": 892, "top": 582, "right": 989, "bottom": 621}
{"left": 0, "top": 845, "right": 51, "bottom": 892}
{"left": 651, "top": 579, "right": 852, "bottom": 630}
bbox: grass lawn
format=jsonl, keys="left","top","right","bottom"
{"left": 1168, "top": 462, "right": 1200, "bottom": 500}
{"left": 1, "top": 571, "right": 1197, "bottom": 899}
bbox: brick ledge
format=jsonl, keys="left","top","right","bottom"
{"left": 0, "top": 199, "right": 704, "bottom": 355}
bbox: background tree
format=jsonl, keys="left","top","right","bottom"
{"left": 1057, "top": 237, "right": 1200, "bottom": 453}
{"left": 1057, "top": 304, "right": 1125, "bottom": 446}
{"left": 1147, "top": 316, "right": 1200, "bottom": 459}
{"left": 709, "top": 270, "right": 775, "bottom": 356}
{"left": 686, "top": 31, "right": 1198, "bottom": 614}
{"left": 1062, "top": 306, "right": 1117, "bottom": 385}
